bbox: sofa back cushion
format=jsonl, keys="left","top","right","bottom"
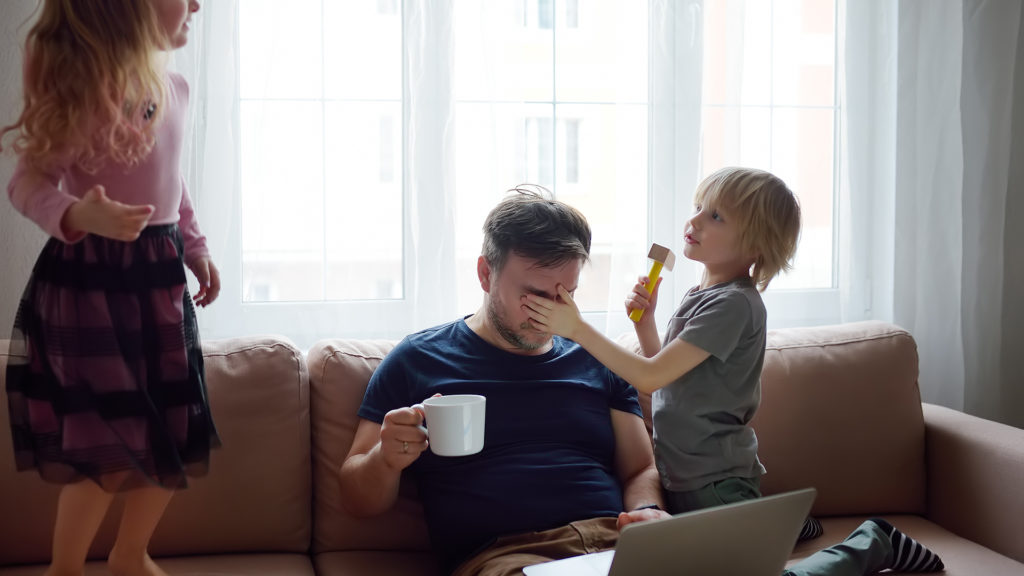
{"left": 303, "top": 320, "right": 926, "bottom": 557}
{"left": 751, "top": 321, "right": 927, "bottom": 516}
{"left": 307, "top": 339, "right": 431, "bottom": 554}
{"left": 0, "top": 336, "right": 311, "bottom": 565}
{"left": 624, "top": 321, "right": 927, "bottom": 517}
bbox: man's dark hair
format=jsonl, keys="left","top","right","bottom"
{"left": 481, "top": 185, "right": 592, "bottom": 273}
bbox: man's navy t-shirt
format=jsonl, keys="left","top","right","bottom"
{"left": 358, "top": 318, "right": 642, "bottom": 571}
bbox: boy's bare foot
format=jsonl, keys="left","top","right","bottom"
{"left": 107, "top": 549, "right": 169, "bottom": 576}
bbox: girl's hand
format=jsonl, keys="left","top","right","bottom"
{"left": 625, "top": 275, "right": 662, "bottom": 326}
{"left": 62, "top": 185, "right": 155, "bottom": 241}
{"left": 523, "top": 285, "right": 583, "bottom": 340}
{"left": 189, "top": 257, "right": 221, "bottom": 307}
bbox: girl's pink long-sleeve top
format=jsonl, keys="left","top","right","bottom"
{"left": 7, "top": 72, "right": 209, "bottom": 267}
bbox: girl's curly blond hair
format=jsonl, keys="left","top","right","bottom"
{"left": 1, "top": 0, "right": 173, "bottom": 173}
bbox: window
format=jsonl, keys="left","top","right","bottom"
{"left": 699, "top": 0, "right": 838, "bottom": 293}
{"left": 452, "top": 1, "right": 648, "bottom": 315}
{"left": 218, "top": 1, "right": 842, "bottom": 346}
{"left": 239, "top": 0, "right": 403, "bottom": 304}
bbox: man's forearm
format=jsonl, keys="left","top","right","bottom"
{"left": 338, "top": 443, "right": 404, "bottom": 517}
{"left": 621, "top": 464, "right": 665, "bottom": 511}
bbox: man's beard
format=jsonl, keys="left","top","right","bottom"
{"left": 487, "top": 298, "right": 547, "bottom": 352}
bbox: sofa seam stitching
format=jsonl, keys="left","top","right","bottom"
{"left": 203, "top": 341, "right": 301, "bottom": 359}
{"left": 767, "top": 330, "right": 910, "bottom": 351}
{"left": 312, "top": 348, "right": 387, "bottom": 387}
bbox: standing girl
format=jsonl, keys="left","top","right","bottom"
{"left": 524, "top": 167, "right": 944, "bottom": 574}
{"left": 1, "top": 2, "right": 218, "bottom": 575}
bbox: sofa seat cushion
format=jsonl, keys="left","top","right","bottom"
{"left": 787, "top": 515, "right": 1024, "bottom": 576}
{"left": 0, "top": 553, "right": 315, "bottom": 576}
{"left": 314, "top": 550, "right": 442, "bottom": 576}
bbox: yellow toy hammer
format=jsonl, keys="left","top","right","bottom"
{"left": 628, "top": 243, "right": 676, "bottom": 322}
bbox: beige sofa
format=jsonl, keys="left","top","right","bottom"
{"left": 1, "top": 321, "right": 1023, "bottom": 575}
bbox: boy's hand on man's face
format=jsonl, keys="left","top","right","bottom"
{"left": 522, "top": 285, "right": 582, "bottom": 340}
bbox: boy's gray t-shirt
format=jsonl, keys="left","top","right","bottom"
{"left": 653, "top": 277, "right": 767, "bottom": 492}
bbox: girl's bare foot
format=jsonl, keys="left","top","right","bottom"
{"left": 107, "top": 548, "right": 169, "bottom": 576}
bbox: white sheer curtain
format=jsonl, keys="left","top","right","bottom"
{"left": 958, "top": 1, "right": 1024, "bottom": 427}
{"left": 173, "top": 1, "right": 459, "bottom": 345}
{"left": 604, "top": 0, "right": 703, "bottom": 340}
{"left": 175, "top": 1, "right": 656, "bottom": 348}
{"left": 172, "top": 0, "right": 240, "bottom": 339}
{"left": 843, "top": 0, "right": 1024, "bottom": 427}
{"left": 172, "top": 1, "right": 1023, "bottom": 427}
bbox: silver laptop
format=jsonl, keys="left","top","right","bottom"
{"left": 523, "top": 487, "right": 816, "bottom": 576}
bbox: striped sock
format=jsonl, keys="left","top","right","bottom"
{"left": 797, "top": 516, "right": 823, "bottom": 541}
{"left": 870, "top": 518, "right": 945, "bottom": 572}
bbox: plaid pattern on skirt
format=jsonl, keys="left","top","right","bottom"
{"left": 5, "top": 224, "right": 220, "bottom": 492}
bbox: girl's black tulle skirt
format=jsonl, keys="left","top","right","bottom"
{"left": 5, "top": 224, "right": 219, "bottom": 492}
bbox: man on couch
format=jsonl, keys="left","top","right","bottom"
{"left": 337, "top": 187, "right": 944, "bottom": 576}
{"left": 339, "top": 187, "right": 666, "bottom": 575}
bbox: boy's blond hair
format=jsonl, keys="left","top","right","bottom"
{"left": 693, "top": 167, "right": 801, "bottom": 291}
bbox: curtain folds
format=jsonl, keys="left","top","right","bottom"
{"left": 892, "top": 0, "right": 967, "bottom": 411}
{"left": 844, "top": 0, "right": 1023, "bottom": 427}
{"left": 404, "top": 1, "right": 459, "bottom": 333}
{"left": 958, "top": 0, "right": 1023, "bottom": 426}
{"left": 172, "top": 0, "right": 241, "bottom": 343}
{"left": 604, "top": 0, "right": 704, "bottom": 339}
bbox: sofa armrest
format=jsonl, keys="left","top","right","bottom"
{"left": 924, "top": 402, "right": 1024, "bottom": 563}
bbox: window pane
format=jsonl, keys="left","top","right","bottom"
{"left": 240, "top": 0, "right": 323, "bottom": 100}
{"left": 772, "top": 0, "right": 835, "bottom": 107}
{"left": 526, "top": 117, "right": 555, "bottom": 185}
{"left": 770, "top": 107, "right": 833, "bottom": 289}
{"left": 324, "top": 102, "right": 404, "bottom": 300}
{"left": 701, "top": 106, "right": 772, "bottom": 175}
{"left": 241, "top": 101, "right": 324, "bottom": 302}
{"left": 324, "top": 0, "right": 402, "bottom": 100}
{"left": 239, "top": 1, "right": 403, "bottom": 303}
{"left": 556, "top": 1, "right": 647, "bottom": 104}
{"left": 538, "top": 0, "right": 553, "bottom": 29}
{"left": 702, "top": 0, "right": 772, "bottom": 106}
{"left": 454, "top": 1, "right": 554, "bottom": 102}
{"left": 564, "top": 119, "right": 579, "bottom": 183}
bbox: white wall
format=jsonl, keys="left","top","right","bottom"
{"left": 1, "top": 1, "right": 48, "bottom": 334}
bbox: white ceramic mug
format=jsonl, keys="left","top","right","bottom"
{"left": 413, "top": 394, "right": 486, "bottom": 457}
